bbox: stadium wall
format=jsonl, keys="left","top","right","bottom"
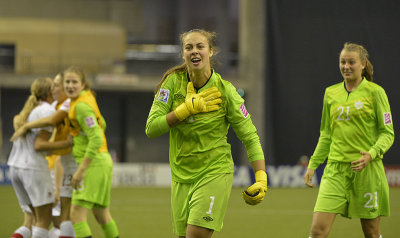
{"left": 0, "top": 17, "right": 126, "bottom": 74}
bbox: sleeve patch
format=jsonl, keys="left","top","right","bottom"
{"left": 384, "top": 112, "right": 392, "bottom": 125}
{"left": 85, "top": 116, "right": 96, "bottom": 128}
{"left": 240, "top": 103, "right": 249, "bottom": 118}
{"left": 157, "top": 88, "right": 170, "bottom": 103}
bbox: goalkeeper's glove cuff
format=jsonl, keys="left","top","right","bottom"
{"left": 174, "top": 103, "right": 190, "bottom": 121}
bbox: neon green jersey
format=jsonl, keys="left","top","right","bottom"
{"left": 309, "top": 78, "right": 394, "bottom": 170}
{"left": 72, "top": 101, "right": 112, "bottom": 167}
{"left": 146, "top": 70, "right": 265, "bottom": 183}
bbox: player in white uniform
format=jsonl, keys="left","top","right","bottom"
{"left": 8, "top": 77, "right": 70, "bottom": 237}
{"left": 11, "top": 73, "right": 77, "bottom": 238}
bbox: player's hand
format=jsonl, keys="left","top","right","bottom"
{"left": 174, "top": 82, "right": 222, "bottom": 121}
{"left": 304, "top": 168, "right": 315, "bottom": 188}
{"left": 198, "top": 86, "right": 222, "bottom": 112}
{"left": 10, "top": 125, "right": 29, "bottom": 142}
{"left": 351, "top": 151, "right": 372, "bottom": 172}
{"left": 242, "top": 170, "right": 268, "bottom": 205}
{"left": 71, "top": 169, "right": 85, "bottom": 190}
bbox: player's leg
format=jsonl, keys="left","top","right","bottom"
{"left": 26, "top": 169, "right": 54, "bottom": 237}
{"left": 70, "top": 203, "right": 92, "bottom": 238}
{"left": 49, "top": 200, "right": 61, "bottom": 238}
{"left": 32, "top": 203, "right": 53, "bottom": 237}
{"left": 59, "top": 197, "right": 75, "bottom": 237}
{"left": 309, "top": 162, "right": 351, "bottom": 238}
{"left": 360, "top": 217, "right": 381, "bottom": 238}
{"left": 11, "top": 208, "right": 34, "bottom": 238}
{"left": 309, "top": 212, "right": 336, "bottom": 238}
{"left": 59, "top": 154, "right": 77, "bottom": 238}
{"left": 10, "top": 168, "right": 35, "bottom": 238}
{"left": 92, "top": 207, "right": 119, "bottom": 238}
{"left": 185, "top": 173, "right": 233, "bottom": 238}
{"left": 186, "top": 224, "right": 214, "bottom": 238}
{"left": 349, "top": 160, "right": 389, "bottom": 238}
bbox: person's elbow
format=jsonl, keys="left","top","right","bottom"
{"left": 145, "top": 127, "right": 157, "bottom": 139}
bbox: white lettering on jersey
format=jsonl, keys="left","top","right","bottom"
{"left": 157, "top": 88, "right": 170, "bottom": 103}
{"left": 84, "top": 116, "right": 96, "bottom": 128}
{"left": 240, "top": 103, "right": 249, "bottom": 118}
{"left": 384, "top": 112, "right": 392, "bottom": 125}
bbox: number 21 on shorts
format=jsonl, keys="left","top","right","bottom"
{"left": 364, "top": 192, "right": 378, "bottom": 208}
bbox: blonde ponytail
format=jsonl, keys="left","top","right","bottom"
{"left": 14, "top": 77, "right": 52, "bottom": 130}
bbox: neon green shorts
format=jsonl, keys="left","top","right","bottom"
{"left": 171, "top": 173, "right": 233, "bottom": 236}
{"left": 72, "top": 164, "right": 113, "bottom": 209}
{"left": 314, "top": 160, "right": 390, "bottom": 219}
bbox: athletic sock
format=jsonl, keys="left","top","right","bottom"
{"left": 60, "top": 220, "right": 75, "bottom": 238}
{"left": 73, "top": 221, "right": 92, "bottom": 238}
{"left": 32, "top": 226, "right": 48, "bottom": 238}
{"left": 101, "top": 219, "right": 119, "bottom": 238}
{"left": 12, "top": 226, "right": 31, "bottom": 238}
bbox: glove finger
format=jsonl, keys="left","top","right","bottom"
{"left": 203, "top": 91, "right": 222, "bottom": 101}
{"left": 199, "top": 87, "right": 219, "bottom": 97}
{"left": 247, "top": 183, "right": 263, "bottom": 195}
{"left": 205, "top": 105, "right": 220, "bottom": 112}
{"left": 193, "top": 97, "right": 205, "bottom": 113}
{"left": 205, "top": 98, "right": 222, "bottom": 106}
{"left": 242, "top": 192, "right": 260, "bottom": 205}
{"left": 252, "top": 190, "right": 266, "bottom": 202}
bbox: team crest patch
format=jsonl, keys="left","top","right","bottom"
{"left": 240, "top": 103, "right": 249, "bottom": 118}
{"left": 157, "top": 88, "right": 170, "bottom": 103}
{"left": 384, "top": 112, "right": 392, "bottom": 125}
{"left": 84, "top": 116, "right": 96, "bottom": 128}
{"left": 355, "top": 100, "right": 363, "bottom": 109}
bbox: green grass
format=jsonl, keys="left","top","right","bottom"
{"left": 1, "top": 186, "right": 399, "bottom": 237}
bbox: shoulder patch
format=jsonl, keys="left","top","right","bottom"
{"left": 157, "top": 88, "right": 170, "bottom": 103}
{"left": 240, "top": 103, "right": 249, "bottom": 118}
{"left": 84, "top": 116, "right": 96, "bottom": 128}
{"left": 384, "top": 112, "right": 392, "bottom": 125}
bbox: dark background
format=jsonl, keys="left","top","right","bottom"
{"left": 265, "top": 0, "right": 399, "bottom": 165}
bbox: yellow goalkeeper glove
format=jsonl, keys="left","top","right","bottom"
{"left": 174, "top": 82, "right": 222, "bottom": 121}
{"left": 242, "top": 170, "right": 268, "bottom": 205}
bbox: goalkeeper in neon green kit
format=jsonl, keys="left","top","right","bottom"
{"left": 304, "top": 43, "right": 394, "bottom": 238}
{"left": 146, "top": 29, "right": 267, "bottom": 238}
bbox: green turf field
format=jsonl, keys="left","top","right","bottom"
{"left": 1, "top": 186, "right": 399, "bottom": 237}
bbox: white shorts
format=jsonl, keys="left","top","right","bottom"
{"left": 21, "top": 204, "right": 32, "bottom": 213}
{"left": 52, "top": 201, "right": 61, "bottom": 216}
{"left": 60, "top": 153, "right": 78, "bottom": 198}
{"left": 10, "top": 167, "right": 55, "bottom": 207}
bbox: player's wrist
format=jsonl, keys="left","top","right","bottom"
{"left": 174, "top": 103, "right": 190, "bottom": 121}
{"left": 255, "top": 170, "right": 267, "bottom": 182}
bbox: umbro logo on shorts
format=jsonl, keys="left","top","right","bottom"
{"left": 203, "top": 216, "right": 214, "bottom": 222}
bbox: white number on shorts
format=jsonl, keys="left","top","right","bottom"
{"left": 337, "top": 106, "right": 350, "bottom": 121}
{"left": 364, "top": 192, "right": 378, "bottom": 208}
{"left": 206, "top": 196, "right": 215, "bottom": 215}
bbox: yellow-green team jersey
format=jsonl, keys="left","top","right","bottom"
{"left": 69, "top": 91, "right": 112, "bottom": 167}
{"left": 309, "top": 78, "right": 394, "bottom": 170}
{"left": 146, "top": 70, "right": 264, "bottom": 183}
